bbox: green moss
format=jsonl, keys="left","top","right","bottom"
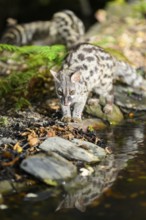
{"left": 92, "top": 42, "right": 132, "bottom": 63}
{"left": 104, "top": 48, "right": 132, "bottom": 63}
{"left": 107, "top": 0, "right": 146, "bottom": 19}
{"left": 132, "top": 0, "right": 146, "bottom": 18}
{"left": 108, "top": 0, "right": 126, "bottom": 5}
{"left": 0, "top": 116, "right": 9, "bottom": 126}
{"left": 14, "top": 97, "right": 31, "bottom": 110}
{"left": 0, "top": 44, "right": 67, "bottom": 109}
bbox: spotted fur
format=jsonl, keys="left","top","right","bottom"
{"left": 0, "top": 19, "right": 51, "bottom": 46}
{"left": 49, "top": 10, "right": 85, "bottom": 48}
{"left": 51, "top": 43, "right": 146, "bottom": 122}
{"left": 0, "top": 10, "right": 85, "bottom": 48}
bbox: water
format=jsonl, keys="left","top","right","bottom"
{"left": 1, "top": 118, "right": 146, "bottom": 220}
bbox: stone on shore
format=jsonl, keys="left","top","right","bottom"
{"left": 20, "top": 152, "right": 77, "bottom": 186}
{"left": 39, "top": 137, "right": 101, "bottom": 163}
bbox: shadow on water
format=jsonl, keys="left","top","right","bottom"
{"left": 1, "top": 118, "right": 146, "bottom": 220}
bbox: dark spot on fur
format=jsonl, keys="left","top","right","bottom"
{"left": 90, "top": 70, "right": 94, "bottom": 76}
{"left": 78, "top": 53, "right": 85, "bottom": 61}
{"left": 58, "top": 28, "right": 69, "bottom": 35}
{"left": 74, "top": 59, "right": 78, "bottom": 63}
{"left": 67, "top": 39, "right": 74, "bottom": 45}
{"left": 83, "top": 47, "right": 94, "bottom": 53}
{"left": 86, "top": 56, "right": 95, "bottom": 62}
{"left": 101, "top": 80, "right": 107, "bottom": 86}
{"left": 83, "top": 64, "right": 88, "bottom": 70}
{"left": 106, "top": 63, "right": 110, "bottom": 68}
{"left": 100, "top": 56, "right": 106, "bottom": 60}
{"left": 95, "top": 55, "right": 100, "bottom": 62}
{"left": 59, "top": 20, "right": 68, "bottom": 26}
{"left": 75, "top": 65, "right": 82, "bottom": 71}
{"left": 85, "top": 81, "right": 88, "bottom": 87}
{"left": 101, "top": 64, "right": 106, "bottom": 68}
{"left": 104, "top": 73, "right": 110, "bottom": 78}
{"left": 95, "top": 66, "right": 98, "bottom": 72}
{"left": 105, "top": 55, "right": 112, "bottom": 60}
{"left": 97, "top": 47, "right": 104, "bottom": 52}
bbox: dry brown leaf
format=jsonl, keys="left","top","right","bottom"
{"left": 27, "top": 131, "right": 39, "bottom": 147}
{"left": 39, "top": 127, "right": 47, "bottom": 137}
{"left": 52, "top": 125, "right": 65, "bottom": 131}
{"left": 62, "top": 133, "right": 74, "bottom": 140}
{"left": 47, "top": 129, "right": 56, "bottom": 137}
{"left": 28, "top": 136, "right": 39, "bottom": 147}
{"left": 13, "top": 142, "right": 23, "bottom": 153}
{"left": 21, "top": 131, "right": 30, "bottom": 136}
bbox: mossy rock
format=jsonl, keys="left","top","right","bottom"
{"left": 85, "top": 103, "right": 124, "bottom": 125}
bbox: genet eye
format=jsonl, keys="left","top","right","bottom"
{"left": 70, "top": 90, "right": 75, "bottom": 95}
{"left": 58, "top": 90, "right": 63, "bottom": 96}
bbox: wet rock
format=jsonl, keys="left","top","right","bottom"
{"left": 0, "top": 204, "right": 8, "bottom": 210}
{"left": 0, "top": 137, "right": 16, "bottom": 146}
{"left": 71, "top": 139, "right": 106, "bottom": 159}
{"left": 115, "top": 85, "right": 146, "bottom": 111}
{"left": 0, "top": 194, "right": 3, "bottom": 204}
{"left": 85, "top": 102, "right": 124, "bottom": 125}
{"left": 39, "top": 137, "right": 100, "bottom": 163}
{"left": 20, "top": 137, "right": 106, "bottom": 185}
{"left": 68, "top": 118, "right": 106, "bottom": 132}
{"left": 20, "top": 152, "right": 77, "bottom": 186}
{"left": 0, "top": 180, "right": 33, "bottom": 194}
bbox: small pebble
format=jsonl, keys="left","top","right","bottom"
{"left": 25, "top": 193, "right": 38, "bottom": 198}
{"left": 0, "top": 204, "right": 8, "bottom": 210}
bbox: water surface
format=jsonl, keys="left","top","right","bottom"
{"left": 1, "top": 118, "right": 146, "bottom": 220}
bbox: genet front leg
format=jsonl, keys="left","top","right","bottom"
{"left": 61, "top": 104, "right": 72, "bottom": 122}
{"left": 103, "top": 88, "right": 114, "bottom": 114}
{"left": 72, "top": 97, "right": 87, "bottom": 122}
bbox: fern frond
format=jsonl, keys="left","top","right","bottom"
{"left": 0, "top": 44, "right": 67, "bottom": 109}
{"left": 0, "top": 44, "right": 19, "bottom": 52}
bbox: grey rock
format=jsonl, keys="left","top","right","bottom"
{"left": 0, "top": 180, "right": 30, "bottom": 194}
{"left": 71, "top": 139, "right": 106, "bottom": 159}
{"left": 20, "top": 152, "right": 77, "bottom": 185}
{"left": 68, "top": 118, "right": 106, "bottom": 132}
{"left": 39, "top": 137, "right": 100, "bottom": 163}
{"left": 0, "top": 138, "right": 16, "bottom": 146}
{"left": 115, "top": 85, "right": 146, "bottom": 111}
{"left": 85, "top": 102, "right": 124, "bottom": 124}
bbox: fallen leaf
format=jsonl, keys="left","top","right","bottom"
{"left": 62, "top": 133, "right": 74, "bottom": 140}
{"left": 27, "top": 131, "right": 39, "bottom": 147}
{"left": 47, "top": 129, "right": 56, "bottom": 137}
{"left": 28, "top": 137, "right": 39, "bottom": 147}
{"left": 13, "top": 142, "right": 23, "bottom": 153}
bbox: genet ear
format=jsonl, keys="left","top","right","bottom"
{"left": 71, "top": 71, "right": 81, "bottom": 83}
{"left": 50, "top": 69, "right": 60, "bottom": 82}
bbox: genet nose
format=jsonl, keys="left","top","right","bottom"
{"left": 64, "top": 97, "right": 68, "bottom": 106}
{"left": 64, "top": 97, "right": 71, "bottom": 106}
